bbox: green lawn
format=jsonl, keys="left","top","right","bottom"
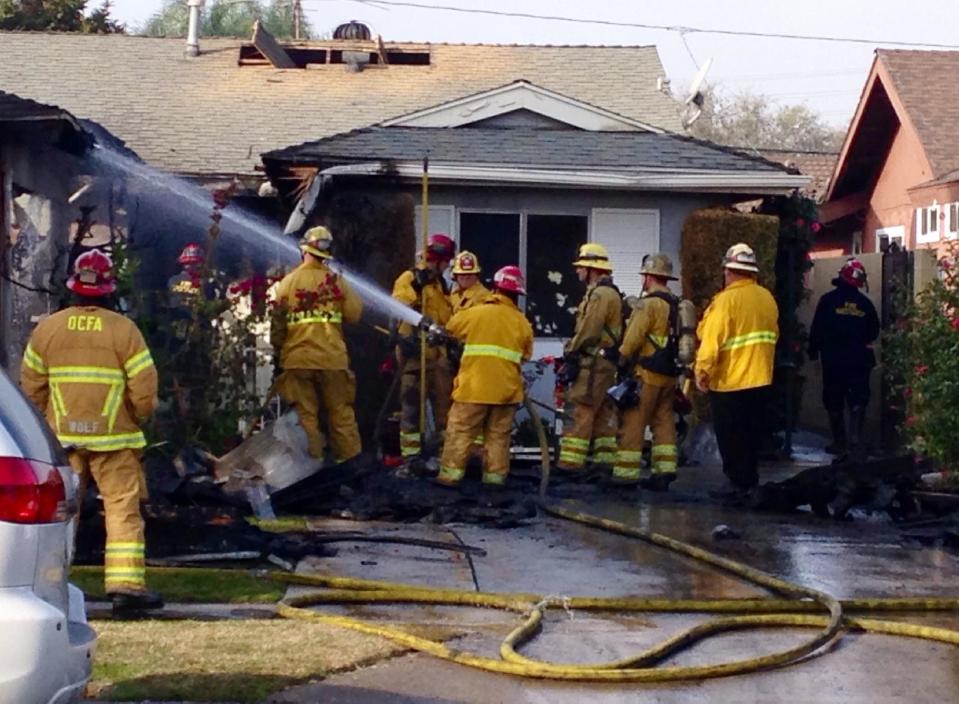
{"left": 71, "top": 566, "right": 285, "bottom": 603}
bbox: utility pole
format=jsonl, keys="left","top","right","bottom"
{"left": 293, "top": 0, "right": 302, "bottom": 40}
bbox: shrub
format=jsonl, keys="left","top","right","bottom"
{"left": 883, "top": 241, "right": 959, "bottom": 470}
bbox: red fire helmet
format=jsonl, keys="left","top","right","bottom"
{"left": 493, "top": 265, "right": 526, "bottom": 295}
{"left": 67, "top": 249, "right": 116, "bottom": 297}
{"left": 425, "top": 233, "right": 455, "bottom": 262}
{"left": 839, "top": 258, "right": 867, "bottom": 288}
{"left": 178, "top": 242, "right": 205, "bottom": 266}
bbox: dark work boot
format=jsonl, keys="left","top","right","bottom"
{"left": 825, "top": 410, "right": 847, "bottom": 456}
{"left": 111, "top": 589, "right": 164, "bottom": 617}
{"left": 639, "top": 473, "right": 677, "bottom": 492}
{"left": 848, "top": 406, "right": 867, "bottom": 460}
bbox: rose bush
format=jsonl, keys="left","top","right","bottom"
{"left": 884, "top": 240, "right": 959, "bottom": 471}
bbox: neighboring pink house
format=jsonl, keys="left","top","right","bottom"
{"left": 819, "top": 49, "right": 959, "bottom": 257}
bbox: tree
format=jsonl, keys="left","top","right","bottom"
{"left": 0, "top": 0, "right": 124, "bottom": 32}
{"left": 689, "top": 89, "right": 844, "bottom": 153}
{"left": 141, "top": 0, "right": 312, "bottom": 39}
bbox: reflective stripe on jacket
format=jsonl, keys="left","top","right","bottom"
{"left": 446, "top": 293, "right": 534, "bottom": 404}
{"left": 392, "top": 264, "right": 453, "bottom": 361}
{"left": 620, "top": 285, "right": 676, "bottom": 387}
{"left": 451, "top": 281, "right": 490, "bottom": 313}
{"left": 566, "top": 277, "right": 622, "bottom": 365}
{"left": 271, "top": 258, "right": 362, "bottom": 370}
{"left": 695, "top": 278, "right": 779, "bottom": 391}
{"left": 20, "top": 306, "right": 158, "bottom": 451}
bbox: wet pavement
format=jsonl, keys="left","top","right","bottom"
{"left": 268, "top": 462, "right": 959, "bottom": 703}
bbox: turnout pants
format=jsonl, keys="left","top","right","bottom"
{"left": 438, "top": 402, "right": 516, "bottom": 486}
{"left": 558, "top": 358, "right": 618, "bottom": 470}
{"left": 613, "top": 382, "right": 677, "bottom": 482}
{"left": 709, "top": 387, "right": 769, "bottom": 489}
{"left": 69, "top": 448, "right": 147, "bottom": 594}
{"left": 822, "top": 361, "right": 871, "bottom": 412}
{"left": 276, "top": 369, "right": 361, "bottom": 462}
{"left": 399, "top": 354, "right": 453, "bottom": 459}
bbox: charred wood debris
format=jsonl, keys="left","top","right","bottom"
{"left": 74, "top": 444, "right": 959, "bottom": 568}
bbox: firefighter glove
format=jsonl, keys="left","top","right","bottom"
{"left": 411, "top": 267, "right": 436, "bottom": 293}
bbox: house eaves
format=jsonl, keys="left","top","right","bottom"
{"left": 317, "top": 161, "right": 808, "bottom": 195}
{"left": 380, "top": 80, "right": 662, "bottom": 132}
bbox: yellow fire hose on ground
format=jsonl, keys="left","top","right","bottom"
{"left": 270, "top": 504, "right": 959, "bottom": 683}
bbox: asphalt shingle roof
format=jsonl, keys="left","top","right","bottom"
{"left": 879, "top": 49, "right": 959, "bottom": 180}
{"left": 0, "top": 32, "right": 683, "bottom": 176}
{"left": 760, "top": 149, "right": 838, "bottom": 201}
{"left": 264, "top": 126, "right": 791, "bottom": 173}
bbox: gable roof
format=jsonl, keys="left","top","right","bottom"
{"left": 0, "top": 32, "right": 682, "bottom": 177}
{"left": 878, "top": 50, "right": 959, "bottom": 180}
{"left": 826, "top": 49, "right": 959, "bottom": 202}
{"left": 263, "top": 126, "right": 804, "bottom": 193}
{"left": 381, "top": 80, "right": 661, "bottom": 132}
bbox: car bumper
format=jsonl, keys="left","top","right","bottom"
{"left": 0, "top": 584, "right": 96, "bottom": 704}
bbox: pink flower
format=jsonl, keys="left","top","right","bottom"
{"left": 810, "top": 221, "right": 822, "bottom": 233}
{"left": 905, "top": 415, "right": 917, "bottom": 428}
{"left": 952, "top": 317, "right": 959, "bottom": 332}
{"left": 915, "top": 364, "right": 929, "bottom": 376}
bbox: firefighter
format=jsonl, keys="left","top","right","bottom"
{"left": 450, "top": 250, "right": 490, "bottom": 312}
{"left": 21, "top": 250, "right": 162, "bottom": 612}
{"left": 271, "top": 226, "right": 363, "bottom": 463}
{"left": 168, "top": 242, "right": 206, "bottom": 309}
{"left": 436, "top": 265, "right": 534, "bottom": 488}
{"left": 808, "top": 258, "right": 879, "bottom": 459}
{"left": 695, "top": 243, "right": 779, "bottom": 491}
{"left": 557, "top": 243, "right": 622, "bottom": 473}
{"left": 391, "top": 233, "right": 456, "bottom": 466}
{"left": 613, "top": 254, "right": 680, "bottom": 491}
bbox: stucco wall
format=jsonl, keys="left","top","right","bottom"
{"left": 864, "top": 124, "right": 931, "bottom": 253}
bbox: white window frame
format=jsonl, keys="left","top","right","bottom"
{"left": 916, "top": 202, "right": 941, "bottom": 244}
{"left": 588, "top": 208, "right": 662, "bottom": 297}
{"left": 876, "top": 225, "right": 906, "bottom": 252}
{"left": 945, "top": 202, "right": 959, "bottom": 240}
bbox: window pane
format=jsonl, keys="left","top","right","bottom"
{"left": 459, "top": 212, "right": 520, "bottom": 286}
{"left": 526, "top": 214, "right": 588, "bottom": 338}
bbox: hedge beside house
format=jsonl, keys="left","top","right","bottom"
{"left": 680, "top": 208, "right": 779, "bottom": 310}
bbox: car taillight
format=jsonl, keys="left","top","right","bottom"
{"left": 0, "top": 457, "right": 67, "bottom": 524}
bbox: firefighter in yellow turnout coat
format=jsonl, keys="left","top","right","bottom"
{"left": 21, "top": 249, "right": 161, "bottom": 611}
{"left": 558, "top": 243, "right": 622, "bottom": 472}
{"left": 437, "top": 266, "right": 534, "bottom": 487}
{"left": 613, "top": 254, "right": 681, "bottom": 490}
{"left": 391, "top": 233, "right": 456, "bottom": 463}
{"left": 272, "top": 227, "right": 363, "bottom": 462}
{"left": 450, "top": 250, "right": 490, "bottom": 313}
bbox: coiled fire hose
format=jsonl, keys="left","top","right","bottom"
{"left": 269, "top": 504, "right": 959, "bottom": 682}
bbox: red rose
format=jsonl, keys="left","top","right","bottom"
{"left": 905, "top": 415, "right": 917, "bottom": 428}
{"left": 810, "top": 222, "right": 822, "bottom": 233}
{"left": 952, "top": 317, "right": 959, "bottom": 332}
{"left": 915, "top": 364, "right": 929, "bottom": 376}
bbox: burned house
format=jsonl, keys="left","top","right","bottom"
{"left": 0, "top": 91, "right": 143, "bottom": 373}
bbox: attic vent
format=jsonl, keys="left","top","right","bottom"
{"left": 334, "top": 20, "right": 372, "bottom": 40}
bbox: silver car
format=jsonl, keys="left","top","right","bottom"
{"left": 0, "top": 367, "right": 96, "bottom": 704}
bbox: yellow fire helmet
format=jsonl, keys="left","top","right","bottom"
{"left": 300, "top": 226, "right": 333, "bottom": 259}
{"left": 452, "top": 250, "right": 481, "bottom": 275}
{"left": 572, "top": 242, "right": 613, "bottom": 272}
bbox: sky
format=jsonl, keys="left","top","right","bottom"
{"left": 106, "top": 0, "right": 959, "bottom": 129}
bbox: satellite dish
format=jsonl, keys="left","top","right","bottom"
{"left": 682, "top": 57, "right": 713, "bottom": 129}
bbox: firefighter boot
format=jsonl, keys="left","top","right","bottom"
{"left": 825, "top": 409, "right": 847, "bottom": 456}
{"left": 848, "top": 406, "right": 867, "bottom": 460}
{"left": 111, "top": 589, "right": 164, "bottom": 616}
{"left": 640, "top": 473, "right": 677, "bottom": 492}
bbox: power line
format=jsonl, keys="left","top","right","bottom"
{"left": 334, "top": 0, "right": 959, "bottom": 50}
